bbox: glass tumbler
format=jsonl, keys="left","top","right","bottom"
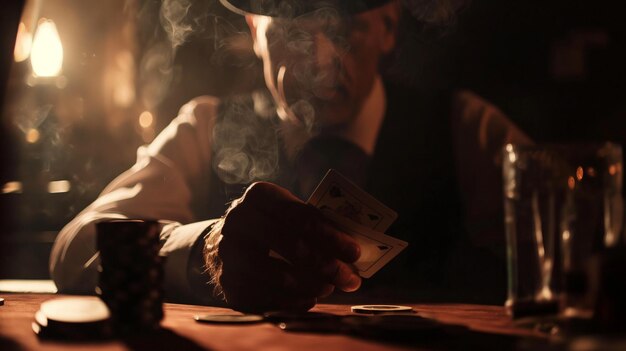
{"left": 502, "top": 143, "right": 622, "bottom": 318}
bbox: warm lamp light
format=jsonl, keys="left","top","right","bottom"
{"left": 30, "top": 19, "right": 63, "bottom": 77}
{"left": 14, "top": 22, "right": 33, "bottom": 62}
{"left": 139, "top": 111, "right": 154, "bottom": 129}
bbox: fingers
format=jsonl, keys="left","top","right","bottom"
{"left": 311, "top": 218, "right": 361, "bottom": 263}
{"left": 219, "top": 254, "right": 327, "bottom": 313}
{"left": 218, "top": 181, "right": 364, "bottom": 312}
{"left": 318, "top": 258, "right": 361, "bottom": 292}
{"left": 232, "top": 182, "right": 361, "bottom": 263}
{"left": 219, "top": 255, "right": 358, "bottom": 312}
{"left": 275, "top": 202, "right": 361, "bottom": 263}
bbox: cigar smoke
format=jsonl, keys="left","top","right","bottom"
{"left": 156, "top": 0, "right": 280, "bottom": 185}
{"left": 211, "top": 5, "right": 349, "bottom": 184}
{"left": 160, "top": 0, "right": 195, "bottom": 50}
{"left": 212, "top": 94, "right": 281, "bottom": 184}
{"left": 155, "top": 0, "right": 458, "bottom": 186}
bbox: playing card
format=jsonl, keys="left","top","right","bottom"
{"left": 321, "top": 210, "right": 407, "bottom": 278}
{"left": 308, "top": 169, "right": 398, "bottom": 232}
{"left": 267, "top": 169, "right": 406, "bottom": 278}
{"left": 269, "top": 208, "right": 407, "bottom": 278}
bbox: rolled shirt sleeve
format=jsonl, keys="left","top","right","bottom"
{"left": 50, "top": 96, "right": 221, "bottom": 303}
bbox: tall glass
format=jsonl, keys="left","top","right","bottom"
{"left": 502, "top": 143, "right": 623, "bottom": 318}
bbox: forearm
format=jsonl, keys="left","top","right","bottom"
{"left": 51, "top": 215, "right": 224, "bottom": 304}
{"left": 160, "top": 220, "right": 217, "bottom": 304}
{"left": 50, "top": 213, "right": 125, "bottom": 294}
{"left": 51, "top": 96, "right": 222, "bottom": 302}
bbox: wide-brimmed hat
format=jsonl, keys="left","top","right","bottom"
{"left": 219, "top": 0, "right": 393, "bottom": 17}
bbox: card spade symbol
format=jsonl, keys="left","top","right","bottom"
{"left": 377, "top": 245, "right": 389, "bottom": 251}
{"left": 329, "top": 185, "right": 342, "bottom": 198}
{"left": 367, "top": 213, "right": 380, "bottom": 221}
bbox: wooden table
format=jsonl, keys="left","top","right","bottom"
{"left": 0, "top": 294, "right": 551, "bottom": 351}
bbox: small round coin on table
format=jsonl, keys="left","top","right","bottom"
{"left": 194, "top": 314, "right": 265, "bottom": 324}
{"left": 351, "top": 305, "right": 414, "bottom": 314}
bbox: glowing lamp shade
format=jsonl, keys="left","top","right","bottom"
{"left": 30, "top": 19, "right": 63, "bottom": 77}
{"left": 14, "top": 22, "right": 33, "bottom": 62}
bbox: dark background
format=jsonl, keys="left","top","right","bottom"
{"left": 1, "top": 0, "right": 625, "bottom": 303}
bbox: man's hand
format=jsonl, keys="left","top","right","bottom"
{"left": 204, "top": 182, "right": 361, "bottom": 313}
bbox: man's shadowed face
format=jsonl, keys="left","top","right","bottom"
{"left": 250, "top": 3, "right": 399, "bottom": 131}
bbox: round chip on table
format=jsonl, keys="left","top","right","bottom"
{"left": 0, "top": 297, "right": 4, "bottom": 306}
{"left": 31, "top": 321, "right": 44, "bottom": 336}
{"left": 32, "top": 310, "right": 51, "bottom": 337}
{"left": 34, "top": 310, "right": 48, "bottom": 327}
{"left": 351, "top": 305, "right": 413, "bottom": 314}
{"left": 194, "top": 314, "right": 264, "bottom": 324}
{"left": 40, "top": 297, "right": 110, "bottom": 323}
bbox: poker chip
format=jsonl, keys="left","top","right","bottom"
{"left": 40, "top": 297, "right": 110, "bottom": 323}
{"left": 34, "top": 310, "right": 48, "bottom": 327}
{"left": 351, "top": 305, "right": 413, "bottom": 314}
{"left": 194, "top": 314, "right": 264, "bottom": 324}
{"left": 0, "top": 297, "right": 4, "bottom": 306}
{"left": 33, "top": 297, "right": 113, "bottom": 340}
{"left": 31, "top": 320, "right": 43, "bottom": 336}
{"left": 32, "top": 310, "right": 52, "bottom": 338}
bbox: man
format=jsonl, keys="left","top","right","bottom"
{"left": 51, "top": 0, "right": 531, "bottom": 312}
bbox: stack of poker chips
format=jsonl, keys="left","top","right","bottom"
{"left": 96, "top": 219, "right": 164, "bottom": 335}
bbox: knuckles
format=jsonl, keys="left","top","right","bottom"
{"left": 242, "top": 181, "right": 275, "bottom": 203}
{"left": 214, "top": 181, "right": 359, "bottom": 310}
{"left": 222, "top": 182, "right": 277, "bottom": 226}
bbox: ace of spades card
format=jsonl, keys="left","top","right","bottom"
{"left": 307, "top": 170, "right": 398, "bottom": 232}
{"left": 307, "top": 170, "right": 407, "bottom": 278}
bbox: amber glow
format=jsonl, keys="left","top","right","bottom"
{"left": 139, "top": 111, "right": 154, "bottom": 128}
{"left": 14, "top": 22, "right": 33, "bottom": 62}
{"left": 48, "top": 180, "right": 71, "bottom": 193}
{"left": 31, "top": 19, "right": 63, "bottom": 77}
{"left": 586, "top": 167, "right": 596, "bottom": 177}
{"left": 112, "top": 51, "right": 136, "bottom": 107}
{"left": 567, "top": 176, "right": 575, "bottom": 190}
{"left": 2, "top": 182, "right": 22, "bottom": 194}
{"left": 575, "top": 166, "right": 583, "bottom": 181}
{"left": 26, "top": 129, "right": 40, "bottom": 143}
